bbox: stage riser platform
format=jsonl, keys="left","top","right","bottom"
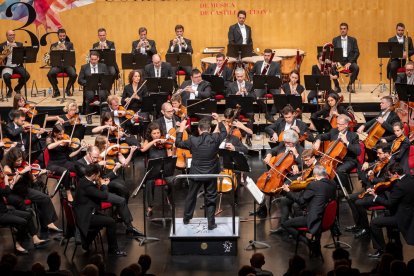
{"left": 171, "top": 238, "right": 238, "bottom": 256}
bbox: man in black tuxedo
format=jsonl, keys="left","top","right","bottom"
{"left": 75, "top": 146, "right": 143, "bottom": 237}
{"left": 179, "top": 69, "right": 212, "bottom": 105}
{"left": 155, "top": 102, "right": 178, "bottom": 135}
{"left": 131, "top": 27, "right": 157, "bottom": 64}
{"left": 202, "top": 53, "right": 233, "bottom": 92}
{"left": 0, "top": 30, "right": 30, "bottom": 98}
{"left": 228, "top": 10, "right": 253, "bottom": 46}
{"left": 78, "top": 51, "right": 109, "bottom": 124}
{"left": 92, "top": 28, "right": 119, "bottom": 85}
{"left": 175, "top": 115, "right": 227, "bottom": 230}
{"left": 332, "top": 23, "right": 360, "bottom": 93}
{"left": 47, "top": 29, "right": 77, "bottom": 97}
{"left": 396, "top": 61, "right": 414, "bottom": 84}
{"left": 73, "top": 164, "right": 127, "bottom": 256}
{"left": 249, "top": 48, "right": 281, "bottom": 122}
{"left": 144, "top": 54, "right": 174, "bottom": 79}
{"left": 167, "top": 24, "right": 193, "bottom": 80}
{"left": 387, "top": 23, "right": 414, "bottom": 82}
{"left": 313, "top": 114, "right": 361, "bottom": 193}
{"left": 367, "top": 163, "right": 414, "bottom": 258}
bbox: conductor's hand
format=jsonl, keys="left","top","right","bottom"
{"left": 225, "top": 143, "right": 235, "bottom": 151}
{"left": 179, "top": 120, "right": 187, "bottom": 132}
{"left": 211, "top": 113, "right": 219, "bottom": 121}
{"left": 361, "top": 162, "right": 369, "bottom": 171}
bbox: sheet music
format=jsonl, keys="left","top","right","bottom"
{"left": 246, "top": 177, "right": 265, "bottom": 205}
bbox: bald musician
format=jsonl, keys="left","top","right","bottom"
{"left": 143, "top": 54, "right": 174, "bottom": 79}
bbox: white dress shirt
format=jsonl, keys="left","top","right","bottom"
{"left": 189, "top": 82, "right": 199, "bottom": 99}
{"left": 154, "top": 66, "right": 161, "bottom": 78}
{"left": 164, "top": 117, "right": 174, "bottom": 133}
{"left": 341, "top": 36, "right": 348, "bottom": 58}
{"left": 90, "top": 63, "right": 98, "bottom": 74}
{"left": 5, "top": 41, "right": 16, "bottom": 67}
{"left": 238, "top": 23, "right": 247, "bottom": 45}
{"left": 396, "top": 35, "right": 404, "bottom": 44}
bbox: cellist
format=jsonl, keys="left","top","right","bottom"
{"left": 313, "top": 114, "right": 360, "bottom": 193}
{"left": 310, "top": 93, "right": 348, "bottom": 123}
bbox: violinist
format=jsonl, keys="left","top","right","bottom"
{"left": 202, "top": 53, "right": 233, "bottom": 90}
{"left": 367, "top": 163, "right": 414, "bottom": 259}
{"left": 380, "top": 121, "right": 410, "bottom": 174}
{"left": 58, "top": 101, "right": 81, "bottom": 128}
{"left": 313, "top": 114, "right": 360, "bottom": 193}
{"left": 121, "top": 69, "right": 148, "bottom": 112}
{"left": 3, "top": 147, "right": 62, "bottom": 236}
{"left": 170, "top": 94, "right": 187, "bottom": 121}
{"left": 178, "top": 69, "right": 212, "bottom": 105}
{"left": 155, "top": 102, "right": 179, "bottom": 136}
{"left": 346, "top": 143, "right": 394, "bottom": 239}
{"left": 140, "top": 122, "right": 173, "bottom": 217}
{"left": 310, "top": 93, "right": 348, "bottom": 121}
{"left": 222, "top": 107, "right": 253, "bottom": 147}
{"left": 9, "top": 94, "right": 34, "bottom": 121}
{"left": 281, "top": 70, "right": 306, "bottom": 102}
{"left": 265, "top": 105, "right": 311, "bottom": 144}
{"left": 46, "top": 124, "right": 83, "bottom": 202}
{"left": 95, "top": 135, "right": 138, "bottom": 201}
{"left": 75, "top": 146, "right": 143, "bottom": 237}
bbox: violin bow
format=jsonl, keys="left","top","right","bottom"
{"left": 124, "top": 80, "right": 147, "bottom": 109}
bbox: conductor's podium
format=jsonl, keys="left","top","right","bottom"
{"left": 170, "top": 217, "right": 240, "bottom": 256}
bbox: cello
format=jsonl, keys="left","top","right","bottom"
{"left": 318, "top": 138, "right": 347, "bottom": 179}
{"left": 360, "top": 109, "right": 391, "bottom": 150}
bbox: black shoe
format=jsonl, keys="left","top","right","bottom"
{"left": 86, "top": 116, "right": 92, "bottom": 124}
{"left": 108, "top": 249, "right": 127, "bottom": 257}
{"left": 265, "top": 114, "right": 275, "bottom": 123}
{"left": 14, "top": 89, "right": 21, "bottom": 94}
{"left": 249, "top": 206, "right": 268, "bottom": 218}
{"left": 183, "top": 218, "right": 190, "bottom": 225}
{"left": 347, "top": 84, "right": 355, "bottom": 93}
{"left": 34, "top": 239, "right": 50, "bottom": 249}
{"left": 345, "top": 225, "right": 360, "bottom": 232}
{"left": 65, "top": 90, "right": 72, "bottom": 97}
{"left": 126, "top": 226, "right": 144, "bottom": 237}
{"left": 270, "top": 227, "right": 285, "bottom": 235}
{"left": 52, "top": 91, "right": 60, "bottom": 98}
{"left": 246, "top": 137, "right": 252, "bottom": 147}
{"left": 145, "top": 209, "right": 153, "bottom": 217}
{"left": 334, "top": 87, "right": 341, "bottom": 93}
{"left": 48, "top": 227, "right": 63, "bottom": 233}
{"left": 6, "top": 90, "right": 12, "bottom": 98}
{"left": 208, "top": 223, "right": 217, "bottom": 230}
{"left": 354, "top": 228, "right": 369, "bottom": 239}
{"left": 368, "top": 250, "right": 383, "bottom": 259}
{"left": 15, "top": 248, "right": 29, "bottom": 255}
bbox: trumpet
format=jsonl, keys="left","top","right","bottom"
{"left": 96, "top": 41, "right": 108, "bottom": 50}
{"left": 173, "top": 36, "right": 187, "bottom": 48}
{"left": 137, "top": 39, "right": 151, "bottom": 51}
{"left": 52, "top": 41, "right": 67, "bottom": 51}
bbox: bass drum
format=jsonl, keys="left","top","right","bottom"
{"left": 273, "top": 49, "right": 305, "bottom": 81}
{"left": 200, "top": 56, "right": 236, "bottom": 72}
{"left": 242, "top": 55, "right": 282, "bottom": 72}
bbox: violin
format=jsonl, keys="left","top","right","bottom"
{"left": 24, "top": 104, "right": 38, "bottom": 118}
{"left": 107, "top": 143, "right": 131, "bottom": 156}
{"left": 59, "top": 133, "right": 71, "bottom": 147}
{"left": 155, "top": 136, "right": 174, "bottom": 150}
{"left": 117, "top": 106, "right": 137, "bottom": 120}
{"left": 110, "top": 124, "right": 125, "bottom": 138}
{"left": 358, "top": 176, "right": 399, "bottom": 199}
{"left": 368, "top": 158, "right": 389, "bottom": 182}
{"left": 69, "top": 114, "right": 81, "bottom": 125}
{"left": 98, "top": 158, "right": 117, "bottom": 170}
{"left": 1, "top": 137, "right": 15, "bottom": 149}
{"left": 391, "top": 135, "right": 406, "bottom": 155}
{"left": 175, "top": 105, "right": 187, "bottom": 118}
{"left": 23, "top": 122, "right": 44, "bottom": 134}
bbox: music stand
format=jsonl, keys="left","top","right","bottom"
{"left": 166, "top": 53, "right": 193, "bottom": 83}
{"left": 375, "top": 42, "right": 403, "bottom": 95}
{"left": 50, "top": 50, "right": 76, "bottom": 103}
{"left": 225, "top": 96, "right": 254, "bottom": 114}
{"left": 253, "top": 75, "right": 282, "bottom": 92}
{"left": 12, "top": 46, "right": 38, "bottom": 99}
{"left": 141, "top": 94, "right": 168, "bottom": 119}
{"left": 90, "top": 49, "right": 116, "bottom": 67}
{"left": 227, "top": 44, "right": 253, "bottom": 59}
{"left": 64, "top": 124, "right": 86, "bottom": 140}
{"left": 121, "top": 53, "right": 147, "bottom": 86}
{"left": 146, "top": 77, "right": 174, "bottom": 93}
{"left": 202, "top": 75, "right": 225, "bottom": 94}
{"left": 273, "top": 95, "right": 302, "bottom": 114}
{"left": 85, "top": 73, "right": 112, "bottom": 112}
{"left": 395, "top": 83, "right": 414, "bottom": 124}
{"left": 187, "top": 99, "right": 217, "bottom": 118}
{"left": 146, "top": 156, "right": 177, "bottom": 226}
{"left": 304, "top": 75, "right": 331, "bottom": 109}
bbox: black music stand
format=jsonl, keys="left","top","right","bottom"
{"left": 12, "top": 46, "right": 38, "bottom": 99}
{"left": 141, "top": 94, "right": 168, "bottom": 119}
{"left": 64, "top": 124, "right": 86, "bottom": 140}
{"left": 311, "top": 118, "right": 332, "bottom": 135}
{"left": 147, "top": 156, "right": 177, "bottom": 226}
{"left": 146, "top": 77, "right": 174, "bottom": 93}
{"left": 90, "top": 49, "right": 116, "bottom": 66}
{"left": 121, "top": 53, "right": 147, "bottom": 70}
{"left": 253, "top": 75, "right": 282, "bottom": 92}
{"left": 304, "top": 75, "right": 331, "bottom": 109}
{"left": 316, "top": 46, "right": 343, "bottom": 62}
{"left": 85, "top": 73, "right": 112, "bottom": 113}
{"left": 227, "top": 44, "right": 253, "bottom": 59}
{"left": 273, "top": 95, "right": 302, "bottom": 114}
{"left": 395, "top": 83, "right": 414, "bottom": 124}
{"left": 50, "top": 50, "right": 76, "bottom": 103}
{"left": 225, "top": 95, "right": 254, "bottom": 114}
{"left": 187, "top": 99, "right": 217, "bottom": 118}
{"left": 375, "top": 42, "right": 403, "bottom": 95}
{"left": 202, "top": 74, "right": 225, "bottom": 94}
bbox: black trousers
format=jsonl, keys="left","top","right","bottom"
{"left": 338, "top": 60, "right": 359, "bottom": 84}
{"left": 279, "top": 197, "right": 294, "bottom": 225}
{"left": 371, "top": 215, "right": 401, "bottom": 250}
{"left": 2, "top": 66, "right": 30, "bottom": 92}
{"left": 85, "top": 213, "right": 118, "bottom": 252}
{"left": 84, "top": 90, "right": 109, "bottom": 114}
{"left": 47, "top": 160, "right": 77, "bottom": 190}
{"left": 387, "top": 59, "right": 406, "bottom": 82}
{"left": 282, "top": 215, "right": 308, "bottom": 238}
{"left": 348, "top": 193, "right": 378, "bottom": 229}
{"left": 242, "top": 112, "right": 254, "bottom": 138}
{"left": 0, "top": 209, "right": 37, "bottom": 242}
{"left": 108, "top": 176, "right": 130, "bottom": 202}
{"left": 47, "top": 66, "right": 77, "bottom": 92}
{"left": 7, "top": 188, "right": 57, "bottom": 229}
{"left": 106, "top": 192, "right": 132, "bottom": 224}
{"left": 336, "top": 160, "right": 357, "bottom": 193}
{"left": 184, "top": 179, "right": 217, "bottom": 225}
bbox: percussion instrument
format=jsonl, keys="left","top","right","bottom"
{"left": 273, "top": 49, "right": 305, "bottom": 75}
{"left": 200, "top": 56, "right": 236, "bottom": 72}
{"left": 242, "top": 56, "right": 282, "bottom": 72}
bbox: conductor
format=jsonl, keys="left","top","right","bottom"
{"left": 175, "top": 114, "right": 227, "bottom": 230}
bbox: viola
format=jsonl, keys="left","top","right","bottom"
{"left": 155, "top": 136, "right": 174, "bottom": 150}
{"left": 1, "top": 137, "right": 15, "bottom": 149}
{"left": 358, "top": 176, "right": 399, "bottom": 199}
{"left": 175, "top": 105, "right": 187, "bottom": 118}
{"left": 368, "top": 159, "right": 389, "bottom": 182}
{"left": 107, "top": 143, "right": 131, "bottom": 156}
{"left": 217, "top": 169, "right": 237, "bottom": 193}
{"left": 318, "top": 139, "right": 347, "bottom": 179}
{"left": 24, "top": 104, "right": 38, "bottom": 118}
{"left": 391, "top": 135, "right": 406, "bottom": 155}
{"left": 288, "top": 177, "right": 315, "bottom": 192}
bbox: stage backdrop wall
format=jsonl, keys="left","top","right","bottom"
{"left": 1, "top": 0, "right": 414, "bottom": 88}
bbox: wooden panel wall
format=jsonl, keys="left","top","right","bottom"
{"left": 1, "top": 0, "right": 414, "bottom": 88}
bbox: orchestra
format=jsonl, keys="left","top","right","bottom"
{"left": 1, "top": 14, "right": 414, "bottom": 264}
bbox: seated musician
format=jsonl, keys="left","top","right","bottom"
{"left": 4, "top": 147, "right": 62, "bottom": 236}
{"left": 249, "top": 48, "right": 281, "bottom": 122}
{"left": 367, "top": 163, "right": 414, "bottom": 259}
{"left": 140, "top": 122, "right": 174, "bottom": 217}
{"left": 46, "top": 124, "right": 84, "bottom": 202}
{"left": 78, "top": 51, "right": 109, "bottom": 124}
{"left": 1, "top": 30, "right": 30, "bottom": 98}
{"left": 202, "top": 53, "right": 233, "bottom": 90}
{"left": 92, "top": 27, "right": 119, "bottom": 84}
{"left": 253, "top": 130, "right": 304, "bottom": 218}
{"left": 265, "top": 105, "right": 311, "bottom": 144}
{"left": 121, "top": 70, "right": 148, "bottom": 112}
{"left": 281, "top": 70, "right": 305, "bottom": 102}
{"left": 396, "top": 61, "right": 414, "bottom": 84}
{"left": 228, "top": 10, "right": 253, "bottom": 46}
{"left": 155, "top": 102, "right": 180, "bottom": 136}
{"left": 107, "top": 95, "right": 140, "bottom": 146}
{"left": 308, "top": 52, "right": 340, "bottom": 103}
{"left": 92, "top": 112, "right": 134, "bottom": 145}
{"left": 280, "top": 165, "right": 337, "bottom": 254}
{"left": 94, "top": 135, "right": 138, "bottom": 200}
{"left": 380, "top": 121, "right": 410, "bottom": 174}
{"left": 6, "top": 110, "right": 46, "bottom": 153}
{"left": 47, "top": 29, "right": 77, "bottom": 98}
{"left": 131, "top": 27, "right": 157, "bottom": 64}
{"left": 143, "top": 54, "right": 174, "bottom": 79}
{"left": 167, "top": 24, "right": 193, "bottom": 80}
{"left": 226, "top": 68, "right": 255, "bottom": 146}
{"left": 388, "top": 23, "right": 414, "bottom": 83}
{"left": 310, "top": 93, "right": 347, "bottom": 121}
{"left": 0, "top": 174, "right": 49, "bottom": 253}
{"left": 222, "top": 107, "right": 252, "bottom": 149}
{"left": 313, "top": 114, "right": 361, "bottom": 193}
{"left": 179, "top": 69, "right": 212, "bottom": 105}
{"left": 55, "top": 101, "right": 81, "bottom": 128}
{"left": 73, "top": 163, "right": 128, "bottom": 256}
{"left": 170, "top": 94, "right": 187, "bottom": 121}
{"left": 347, "top": 143, "right": 394, "bottom": 239}
{"left": 75, "top": 146, "right": 143, "bottom": 237}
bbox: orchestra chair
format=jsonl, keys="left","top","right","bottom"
{"left": 56, "top": 72, "right": 74, "bottom": 96}
{"left": 347, "top": 142, "right": 366, "bottom": 192}
{"left": 0, "top": 195, "right": 17, "bottom": 252}
{"left": 408, "top": 145, "right": 414, "bottom": 175}
{"left": 62, "top": 198, "right": 105, "bottom": 262}
{"left": 367, "top": 205, "right": 399, "bottom": 244}
{"left": 176, "top": 69, "right": 186, "bottom": 86}
{"left": 294, "top": 200, "right": 338, "bottom": 260}
{"left": 0, "top": 73, "right": 21, "bottom": 100}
